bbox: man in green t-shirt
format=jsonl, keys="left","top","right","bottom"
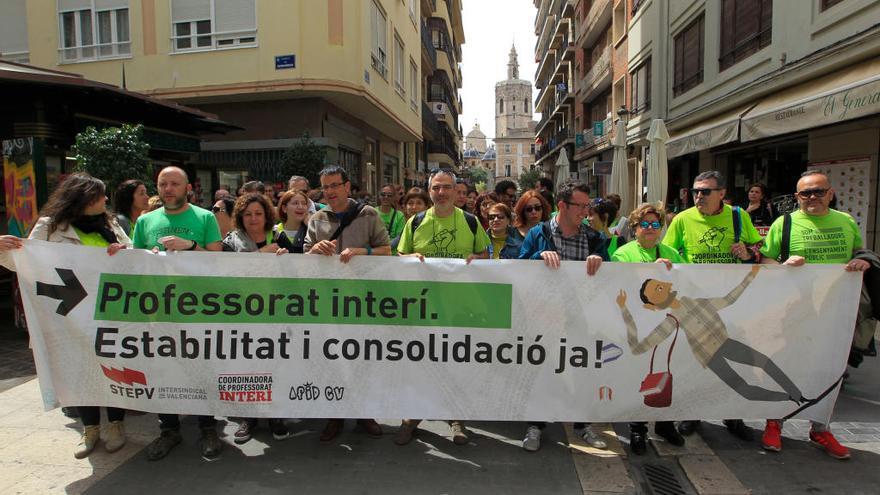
{"left": 395, "top": 169, "right": 489, "bottom": 447}
{"left": 377, "top": 184, "right": 405, "bottom": 241}
{"left": 662, "top": 170, "right": 760, "bottom": 440}
{"left": 757, "top": 171, "right": 869, "bottom": 460}
{"left": 131, "top": 167, "right": 223, "bottom": 462}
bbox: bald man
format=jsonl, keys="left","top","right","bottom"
{"left": 131, "top": 166, "right": 224, "bottom": 461}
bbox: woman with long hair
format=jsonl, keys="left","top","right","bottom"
{"left": 474, "top": 191, "right": 500, "bottom": 230}
{"left": 0, "top": 173, "right": 130, "bottom": 459}
{"left": 221, "top": 193, "right": 291, "bottom": 444}
{"left": 113, "top": 179, "right": 150, "bottom": 236}
{"left": 513, "top": 190, "right": 551, "bottom": 238}
{"left": 589, "top": 198, "right": 623, "bottom": 258}
{"left": 744, "top": 182, "right": 778, "bottom": 227}
{"left": 275, "top": 190, "right": 310, "bottom": 253}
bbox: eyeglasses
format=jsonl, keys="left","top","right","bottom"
{"left": 320, "top": 181, "right": 347, "bottom": 192}
{"left": 564, "top": 201, "right": 591, "bottom": 210}
{"left": 639, "top": 220, "right": 662, "bottom": 230}
{"left": 524, "top": 205, "right": 543, "bottom": 213}
{"left": 487, "top": 214, "right": 507, "bottom": 221}
{"left": 692, "top": 188, "right": 722, "bottom": 196}
{"left": 379, "top": 193, "right": 395, "bottom": 198}
{"left": 796, "top": 188, "right": 829, "bottom": 199}
{"left": 431, "top": 184, "right": 454, "bottom": 192}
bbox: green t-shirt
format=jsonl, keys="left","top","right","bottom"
{"left": 378, "top": 208, "right": 405, "bottom": 240}
{"left": 73, "top": 228, "right": 110, "bottom": 248}
{"left": 612, "top": 240, "right": 686, "bottom": 264}
{"left": 398, "top": 207, "right": 491, "bottom": 259}
{"left": 132, "top": 205, "right": 222, "bottom": 250}
{"left": 760, "top": 209, "right": 862, "bottom": 264}
{"left": 662, "top": 205, "right": 762, "bottom": 264}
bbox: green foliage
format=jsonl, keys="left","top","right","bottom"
{"left": 518, "top": 168, "right": 541, "bottom": 191}
{"left": 72, "top": 124, "right": 152, "bottom": 193}
{"left": 279, "top": 132, "right": 327, "bottom": 185}
{"left": 466, "top": 166, "right": 488, "bottom": 185}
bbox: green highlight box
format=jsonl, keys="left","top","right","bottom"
{"left": 94, "top": 274, "right": 511, "bottom": 329}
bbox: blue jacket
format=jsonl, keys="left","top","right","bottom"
{"left": 487, "top": 226, "right": 524, "bottom": 259}
{"left": 518, "top": 220, "right": 608, "bottom": 261}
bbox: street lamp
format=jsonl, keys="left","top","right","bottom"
{"left": 617, "top": 105, "right": 630, "bottom": 124}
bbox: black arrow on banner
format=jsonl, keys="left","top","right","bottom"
{"left": 36, "top": 268, "right": 87, "bottom": 316}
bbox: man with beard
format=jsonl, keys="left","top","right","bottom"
{"left": 131, "top": 166, "right": 224, "bottom": 461}
{"left": 662, "top": 170, "right": 762, "bottom": 440}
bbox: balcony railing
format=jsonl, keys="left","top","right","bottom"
{"left": 422, "top": 102, "right": 441, "bottom": 138}
{"left": 578, "top": 0, "right": 610, "bottom": 44}
{"left": 579, "top": 46, "right": 611, "bottom": 96}
{"left": 536, "top": 128, "right": 573, "bottom": 161}
{"left": 421, "top": 21, "right": 436, "bottom": 67}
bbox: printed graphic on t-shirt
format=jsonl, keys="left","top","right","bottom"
{"left": 698, "top": 226, "right": 728, "bottom": 250}
{"left": 427, "top": 228, "right": 459, "bottom": 258}
{"left": 800, "top": 226, "right": 851, "bottom": 262}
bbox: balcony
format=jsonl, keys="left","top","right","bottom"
{"left": 578, "top": 45, "right": 611, "bottom": 102}
{"left": 422, "top": 102, "right": 441, "bottom": 140}
{"left": 428, "top": 91, "right": 459, "bottom": 130}
{"left": 578, "top": 0, "right": 612, "bottom": 49}
{"left": 421, "top": 22, "right": 437, "bottom": 70}
{"left": 535, "top": 127, "right": 573, "bottom": 163}
{"left": 428, "top": 124, "right": 460, "bottom": 164}
{"left": 575, "top": 117, "right": 613, "bottom": 151}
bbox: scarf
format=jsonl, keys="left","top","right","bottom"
{"left": 72, "top": 214, "right": 118, "bottom": 245}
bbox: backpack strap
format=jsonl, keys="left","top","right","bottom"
{"left": 410, "top": 210, "right": 427, "bottom": 236}
{"left": 779, "top": 213, "right": 792, "bottom": 262}
{"left": 732, "top": 206, "right": 742, "bottom": 244}
{"left": 541, "top": 221, "right": 557, "bottom": 252}
{"left": 329, "top": 202, "right": 365, "bottom": 242}
{"left": 463, "top": 211, "right": 479, "bottom": 252}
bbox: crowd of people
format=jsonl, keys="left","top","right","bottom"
{"left": 0, "top": 163, "right": 871, "bottom": 463}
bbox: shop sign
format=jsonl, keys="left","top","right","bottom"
{"left": 593, "top": 121, "right": 604, "bottom": 136}
{"left": 593, "top": 161, "right": 613, "bottom": 175}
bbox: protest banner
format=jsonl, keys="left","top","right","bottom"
{"left": 12, "top": 240, "right": 860, "bottom": 424}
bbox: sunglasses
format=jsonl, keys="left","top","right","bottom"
{"left": 691, "top": 188, "right": 722, "bottom": 196}
{"left": 796, "top": 188, "right": 829, "bottom": 199}
{"left": 379, "top": 193, "right": 395, "bottom": 198}
{"left": 639, "top": 220, "right": 662, "bottom": 230}
{"left": 524, "top": 205, "right": 543, "bottom": 213}
{"left": 211, "top": 206, "right": 222, "bottom": 213}
{"left": 487, "top": 214, "right": 507, "bottom": 221}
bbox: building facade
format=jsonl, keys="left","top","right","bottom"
{"left": 495, "top": 45, "right": 537, "bottom": 182}
{"left": 625, "top": 0, "right": 880, "bottom": 248}
{"left": 12, "top": 0, "right": 468, "bottom": 196}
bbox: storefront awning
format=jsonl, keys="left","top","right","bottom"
{"left": 741, "top": 57, "right": 880, "bottom": 142}
{"left": 666, "top": 104, "right": 756, "bottom": 158}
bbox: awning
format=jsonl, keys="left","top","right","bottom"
{"left": 666, "top": 104, "right": 756, "bottom": 158}
{"left": 741, "top": 57, "right": 880, "bottom": 142}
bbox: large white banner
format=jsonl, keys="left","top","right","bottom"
{"left": 13, "top": 240, "right": 861, "bottom": 424}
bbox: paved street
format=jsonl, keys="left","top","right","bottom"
{"left": 1, "top": 327, "right": 880, "bottom": 495}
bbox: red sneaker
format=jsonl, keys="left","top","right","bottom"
{"left": 809, "top": 430, "right": 850, "bottom": 460}
{"left": 762, "top": 420, "right": 782, "bottom": 452}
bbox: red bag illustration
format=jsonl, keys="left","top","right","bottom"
{"left": 639, "top": 314, "right": 680, "bottom": 408}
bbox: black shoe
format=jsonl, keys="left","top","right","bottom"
{"left": 677, "top": 420, "right": 699, "bottom": 436}
{"left": 630, "top": 430, "right": 647, "bottom": 455}
{"left": 269, "top": 419, "right": 291, "bottom": 441}
{"left": 234, "top": 418, "right": 257, "bottom": 444}
{"left": 62, "top": 407, "right": 79, "bottom": 419}
{"left": 724, "top": 419, "right": 754, "bottom": 441}
{"left": 655, "top": 422, "right": 685, "bottom": 446}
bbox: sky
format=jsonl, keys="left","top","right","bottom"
{"left": 460, "top": 0, "right": 540, "bottom": 147}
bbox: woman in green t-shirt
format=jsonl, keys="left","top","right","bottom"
{"left": 0, "top": 173, "right": 130, "bottom": 460}
{"left": 611, "top": 203, "right": 685, "bottom": 455}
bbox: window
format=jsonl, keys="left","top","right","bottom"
{"left": 370, "top": 0, "right": 388, "bottom": 77}
{"left": 631, "top": 58, "right": 651, "bottom": 114}
{"left": 408, "top": 0, "right": 417, "bottom": 21}
{"left": 505, "top": 161, "right": 512, "bottom": 177}
{"left": 0, "top": 0, "right": 29, "bottom": 62}
{"left": 530, "top": 144, "right": 536, "bottom": 155}
{"left": 821, "top": 0, "right": 845, "bottom": 10}
{"left": 394, "top": 33, "right": 405, "bottom": 95}
{"left": 171, "top": 0, "right": 257, "bottom": 52}
{"left": 58, "top": 0, "right": 130, "bottom": 62}
{"left": 499, "top": 98, "right": 504, "bottom": 113}
{"left": 719, "top": 0, "right": 772, "bottom": 71}
{"left": 673, "top": 14, "right": 704, "bottom": 97}
{"left": 504, "top": 144, "right": 511, "bottom": 153}
{"left": 409, "top": 59, "right": 418, "bottom": 111}
{"left": 524, "top": 98, "right": 529, "bottom": 113}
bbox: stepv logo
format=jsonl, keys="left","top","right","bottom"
{"left": 101, "top": 365, "right": 155, "bottom": 399}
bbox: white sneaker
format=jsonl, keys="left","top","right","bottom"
{"left": 104, "top": 420, "right": 126, "bottom": 453}
{"left": 522, "top": 425, "right": 542, "bottom": 452}
{"left": 575, "top": 425, "right": 607, "bottom": 449}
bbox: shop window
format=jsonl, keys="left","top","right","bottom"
{"left": 673, "top": 14, "right": 704, "bottom": 97}
{"left": 719, "top": 0, "right": 772, "bottom": 71}
{"left": 171, "top": 0, "right": 256, "bottom": 53}
{"left": 630, "top": 58, "right": 651, "bottom": 115}
{"left": 59, "top": 0, "right": 130, "bottom": 62}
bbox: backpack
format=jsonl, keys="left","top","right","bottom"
{"left": 410, "top": 210, "right": 479, "bottom": 251}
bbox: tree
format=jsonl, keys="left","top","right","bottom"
{"left": 72, "top": 124, "right": 152, "bottom": 193}
{"left": 518, "top": 168, "right": 541, "bottom": 192}
{"left": 279, "top": 132, "right": 327, "bottom": 186}
{"left": 467, "top": 166, "right": 488, "bottom": 185}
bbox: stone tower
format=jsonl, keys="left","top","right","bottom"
{"left": 495, "top": 44, "right": 533, "bottom": 139}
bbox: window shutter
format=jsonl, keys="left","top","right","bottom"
{"left": 59, "top": 0, "right": 92, "bottom": 11}
{"left": 0, "top": 0, "right": 28, "bottom": 54}
{"left": 95, "top": 0, "right": 129, "bottom": 10}
{"left": 673, "top": 31, "right": 684, "bottom": 91}
{"left": 735, "top": 0, "right": 760, "bottom": 47}
{"left": 720, "top": 0, "right": 735, "bottom": 64}
{"left": 214, "top": 0, "right": 256, "bottom": 33}
{"left": 172, "top": 0, "right": 211, "bottom": 22}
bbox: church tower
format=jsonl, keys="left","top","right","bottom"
{"left": 495, "top": 44, "right": 533, "bottom": 139}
